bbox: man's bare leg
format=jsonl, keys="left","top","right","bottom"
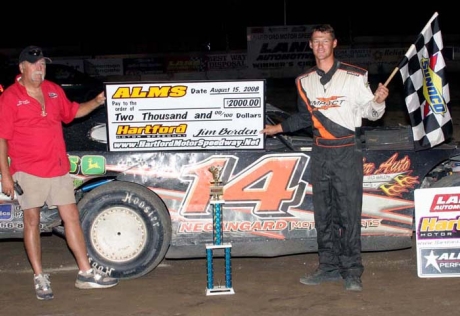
{"left": 23, "top": 207, "right": 43, "bottom": 274}
{"left": 24, "top": 207, "right": 54, "bottom": 300}
{"left": 58, "top": 203, "right": 118, "bottom": 289}
{"left": 57, "top": 203, "right": 91, "bottom": 271}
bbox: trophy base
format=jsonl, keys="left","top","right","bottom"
{"left": 206, "top": 286, "right": 235, "bottom": 296}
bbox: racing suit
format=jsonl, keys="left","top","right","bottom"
{"left": 281, "top": 59, "right": 385, "bottom": 278}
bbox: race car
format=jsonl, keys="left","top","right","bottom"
{"left": 1, "top": 81, "right": 460, "bottom": 281}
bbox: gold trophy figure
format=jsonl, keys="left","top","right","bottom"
{"left": 209, "top": 165, "right": 224, "bottom": 200}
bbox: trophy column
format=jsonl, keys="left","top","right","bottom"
{"left": 205, "top": 166, "right": 235, "bottom": 296}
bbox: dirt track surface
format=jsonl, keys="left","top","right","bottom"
{"left": 1, "top": 235, "right": 460, "bottom": 316}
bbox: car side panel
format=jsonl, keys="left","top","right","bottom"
{"left": 63, "top": 146, "right": 453, "bottom": 257}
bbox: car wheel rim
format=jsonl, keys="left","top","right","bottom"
{"left": 90, "top": 206, "right": 147, "bottom": 262}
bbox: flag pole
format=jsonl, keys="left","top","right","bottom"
{"left": 373, "top": 12, "right": 439, "bottom": 100}
{"left": 378, "top": 44, "right": 415, "bottom": 89}
{"left": 374, "top": 55, "right": 408, "bottom": 101}
{"left": 372, "top": 66, "right": 398, "bottom": 101}
{"left": 382, "top": 67, "right": 399, "bottom": 87}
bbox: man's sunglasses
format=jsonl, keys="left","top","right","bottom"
{"left": 28, "top": 49, "right": 42, "bottom": 56}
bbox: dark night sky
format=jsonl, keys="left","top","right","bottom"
{"left": 1, "top": 3, "right": 457, "bottom": 56}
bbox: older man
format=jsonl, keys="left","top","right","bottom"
{"left": 0, "top": 46, "right": 118, "bottom": 300}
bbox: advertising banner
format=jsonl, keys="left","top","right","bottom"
{"left": 105, "top": 80, "right": 265, "bottom": 152}
{"left": 165, "top": 55, "right": 207, "bottom": 73}
{"left": 123, "top": 57, "right": 165, "bottom": 75}
{"left": 247, "top": 25, "right": 315, "bottom": 77}
{"left": 84, "top": 58, "right": 124, "bottom": 77}
{"left": 247, "top": 25, "right": 411, "bottom": 76}
{"left": 206, "top": 53, "right": 247, "bottom": 70}
{"left": 335, "top": 48, "right": 407, "bottom": 74}
{"left": 50, "top": 58, "right": 86, "bottom": 73}
{"left": 415, "top": 186, "right": 460, "bottom": 278}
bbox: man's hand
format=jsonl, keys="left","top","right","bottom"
{"left": 374, "top": 83, "right": 389, "bottom": 104}
{"left": 94, "top": 91, "right": 106, "bottom": 106}
{"left": 260, "top": 124, "right": 283, "bottom": 136}
{"left": 1, "top": 175, "right": 15, "bottom": 200}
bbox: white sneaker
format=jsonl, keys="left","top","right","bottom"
{"left": 75, "top": 269, "right": 118, "bottom": 289}
{"left": 34, "top": 273, "right": 54, "bottom": 300}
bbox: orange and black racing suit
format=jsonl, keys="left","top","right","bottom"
{"left": 281, "top": 60, "right": 385, "bottom": 278}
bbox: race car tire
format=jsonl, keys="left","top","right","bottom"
{"left": 78, "top": 180, "right": 172, "bottom": 279}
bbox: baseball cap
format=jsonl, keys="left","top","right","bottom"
{"left": 18, "top": 46, "right": 52, "bottom": 64}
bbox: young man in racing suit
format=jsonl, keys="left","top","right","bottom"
{"left": 260, "top": 24, "right": 389, "bottom": 291}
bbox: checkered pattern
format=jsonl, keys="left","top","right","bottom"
{"left": 398, "top": 12, "right": 453, "bottom": 151}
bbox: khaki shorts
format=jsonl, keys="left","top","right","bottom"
{"left": 13, "top": 172, "right": 76, "bottom": 210}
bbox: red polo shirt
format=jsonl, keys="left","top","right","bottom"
{"left": 0, "top": 77, "right": 79, "bottom": 177}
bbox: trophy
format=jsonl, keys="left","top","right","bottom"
{"left": 205, "top": 165, "right": 234, "bottom": 296}
{"left": 209, "top": 165, "right": 223, "bottom": 200}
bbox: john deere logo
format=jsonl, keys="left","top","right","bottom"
{"left": 81, "top": 156, "right": 106, "bottom": 175}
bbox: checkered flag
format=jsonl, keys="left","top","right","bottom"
{"left": 398, "top": 12, "right": 452, "bottom": 151}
